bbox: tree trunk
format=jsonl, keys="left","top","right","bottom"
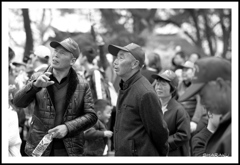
{"left": 219, "top": 9, "right": 231, "bottom": 59}
{"left": 188, "top": 9, "right": 202, "bottom": 48}
{"left": 22, "top": 9, "right": 33, "bottom": 63}
{"left": 203, "top": 12, "right": 215, "bottom": 56}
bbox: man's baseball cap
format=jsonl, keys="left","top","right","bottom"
{"left": 108, "top": 43, "right": 145, "bottom": 67}
{"left": 12, "top": 61, "right": 26, "bottom": 67}
{"left": 178, "top": 57, "right": 231, "bottom": 102}
{"left": 50, "top": 37, "right": 80, "bottom": 59}
{"left": 34, "top": 45, "right": 51, "bottom": 59}
{"left": 152, "top": 70, "right": 179, "bottom": 91}
{"left": 179, "top": 61, "right": 195, "bottom": 70}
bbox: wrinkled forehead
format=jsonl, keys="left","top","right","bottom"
{"left": 55, "top": 45, "right": 70, "bottom": 53}
{"left": 117, "top": 50, "right": 136, "bottom": 60}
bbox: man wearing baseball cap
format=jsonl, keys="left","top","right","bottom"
{"left": 178, "top": 56, "right": 231, "bottom": 156}
{"left": 108, "top": 43, "right": 169, "bottom": 156}
{"left": 27, "top": 45, "right": 51, "bottom": 73}
{"left": 177, "top": 61, "right": 205, "bottom": 134}
{"left": 13, "top": 37, "right": 98, "bottom": 156}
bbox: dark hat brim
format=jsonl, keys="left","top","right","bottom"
{"left": 151, "top": 74, "right": 171, "bottom": 82}
{"left": 178, "top": 65, "right": 193, "bottom": 69}
{"left": 50, "top": 41, "right": 71, "bottom": 53}
{"left": 108, "top": 44, "right": 129, "bottom": 56}
{"left": 178, "top": 83, "right": 205, "bottom": 101}
{"left": 12, "top": 62, "right": 26, "bottom": 67}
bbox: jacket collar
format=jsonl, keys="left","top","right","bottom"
{"left": 220, "top": 111, "right": 231, "bottom": 124}
{"left": 119, "top": 70, "right": 142, "bottom": 90}
{"left": 166, "top": 98, "right": 178, "bottom": 111}
{"left": 46, "top": 67, "right": 78, "bottom": 111}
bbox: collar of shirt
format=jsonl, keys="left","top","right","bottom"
{"left": 50, "top": 68, "right": 72, "bottom": 85}
{"left": 162, "top": 104, "right": 168, "bottom": 115}
{"left": 119, "top": 70, "right": 141, "bottom": 90}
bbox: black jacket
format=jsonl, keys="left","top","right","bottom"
{"left": 114, "top": 71, "right": 169, "bottom": 156}
{"left": 13, "top": 67, "right": 98, "bottom": 156}
{"left": 164, "top": 98, "right": 191, "bottom": 156}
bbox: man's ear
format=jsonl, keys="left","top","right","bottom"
{"left": 132, "top": 60, "right": 140, "bottom": 69}
{"left": 70, "top": 58, "right": 77, "bottom": 66}
{"left": 216, "top": 77, "right": 227, "bottom": 90}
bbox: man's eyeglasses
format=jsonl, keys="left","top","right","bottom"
{"left": 207, "top": 111, "right": 213, "bottom": 118}
{"left": 202, "top": 105, "right": 213, "bottom": 119}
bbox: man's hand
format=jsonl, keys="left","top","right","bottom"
{"left": 48, "top": 124, "right": 68, "bottom": 139}
{"left": 33, "top": 72, "right": 54, "bottom": 88}
{"left": 103, "top": 130, "right": 113, "bottom": 138}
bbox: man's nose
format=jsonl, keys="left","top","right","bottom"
{"left": 114, "top": 58, "right": 119, "bottom": 64}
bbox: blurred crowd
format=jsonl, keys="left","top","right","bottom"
{"left": 8, "top": 35, "right": 231, "bottom": 157}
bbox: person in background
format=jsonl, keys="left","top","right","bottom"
{"left": 179, "top": 56, "right": 231, "bottom": 156}
{"left": 171, "top": 51, "right": 186, "bottom": 72}
{"left": 13, "top": 37, "right": 98, "bottom": 156}
{"left": 141, "top": 52, "right": 162, "bottom": 84}
{"left": 11, "top": 62, "right": 28, "bottom": 90}
{"left": 79, "top": 47, "right": 112, "bottom": 104}
{"left": 177, "top": 61, "right": 207, "bottom": 134}
{"left": 188, "top": 53, "right": 201, "bottom": 63}
{"left": 9, "top": 49, "right": 28, "bottom": 156}
{"left": 191, "top": 110, "right": 222, "bottom": 156}
{"left": 27, "top": 45, "right": 51, "bottom": 73}
{"left": 8, "top": 47, "right": 22, "bottom": 157}
{"left": 83, "top": 99, "right": 113, "bottom": 156}
{"left": 108, "top": 43, "right": 169, "bottom": 156}
{"left": 152, "top": 70, "right": 191, "bottom": 156}
{"left": 9, "top": 84, "right": 22, "bottom": 157}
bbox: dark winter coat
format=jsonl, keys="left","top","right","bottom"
{"left": 164, "top": 98, "right": 191, "bottom": 156}
{"left": 13, "top": 67, "right": 98, "bottom": 156}
{"left": 205, "top": 112, "right": 231, "bottom": 156}
{"left": 191, "top": 126, "right": 213, "bottom": 156}
{"left": 114, "top": 71, "right": 169, "bottom": 156}
{"left": 83, "top": 119, "right": 107, "bottom": 156}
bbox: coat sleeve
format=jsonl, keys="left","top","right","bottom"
{"left": 13, "top": 73, "right": 42, "bottom": 108}
{"left": 65, "top": 80, "right": 98, "bottom": 136}
{"left": 168, "top": 107, "right": 191, "bottom": 151}
{"left": 191, "top": 95, "right": 206, "bottom": 124}
{"left": 191, "top": 126, "right": 213, "bottom": 156}
{"left": 84, "top": 121, "right": 105, "bottom": 140}
{"left": 139, "top": 92, "right": 169, "bottom": 156}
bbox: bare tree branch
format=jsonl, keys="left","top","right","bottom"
{"left": 187, "top": 9, "right": 202, "bottom": 47}
{"left": 153, "top": 19, "right": 197, "bottom": 45}
{"left": 22, "top": 9, "right": 33, "bottom": 62}
{"left": 203, "top": 11, "right": 215, "bottom": 56}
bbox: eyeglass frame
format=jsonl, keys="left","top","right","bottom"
{"left": 202, "top": 104, "right": 213, "bottom": 119}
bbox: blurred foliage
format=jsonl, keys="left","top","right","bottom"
{"left": 9, "top": 8, "right": 231, "bottom": 62}
{"left": 58, "top": 9, "right": 77, "bottom": 16}
{"left": 153, "top": 9, "right": 231, "bottom": 58}
{"left": 98, "top": 8, "right": 231, "bottom": 58}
